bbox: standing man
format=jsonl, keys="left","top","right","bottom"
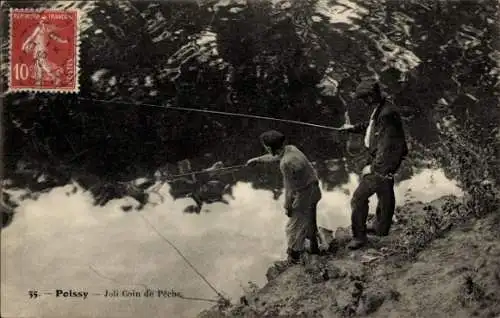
{"left": 246, "top": 130, "right": 322, "bottom": 263}
{"left": 340, "top": 79, "right": 408, "bottom": 249}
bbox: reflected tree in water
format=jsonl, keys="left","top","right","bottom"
{"left": 1, "top": 0, "right": 498, "bottom": 214}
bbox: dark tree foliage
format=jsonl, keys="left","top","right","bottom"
{"left": 1, "top": 0, "right": 498, "bottom": 213}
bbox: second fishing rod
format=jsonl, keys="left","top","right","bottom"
{"left": 77, "top": 97, "right": 345, "bottom": 132}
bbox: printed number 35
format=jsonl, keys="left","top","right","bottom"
{"left": 28, "top": 290, "right": 38, "bottom": 298}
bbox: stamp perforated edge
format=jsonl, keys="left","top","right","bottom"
{"left": 7, "top": 7, "right": 81, "bottom": 94}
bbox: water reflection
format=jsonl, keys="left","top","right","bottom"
{"left": 2, "top": 167, "right": 462, "bottom": 318}
{"left": 163, "top": 149, "right": 414, "bottom": 214}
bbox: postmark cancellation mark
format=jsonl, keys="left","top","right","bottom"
{"left": 8, "top": 8, "right": 80, "bottom": 93}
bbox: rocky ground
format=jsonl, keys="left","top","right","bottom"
{"left": 198, "top": 195, "right": 500, "bottom": 318}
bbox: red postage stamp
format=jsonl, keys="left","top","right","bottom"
{"left": 8, "top": 9, "right": 80, "bottom": 93}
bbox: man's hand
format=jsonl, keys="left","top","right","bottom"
{"left": 339, "top": 123, "right": 354, "bottom": 131}
{"left": 362, "top": 165, "right": 372, "bottom": 176}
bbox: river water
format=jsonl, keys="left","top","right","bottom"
{"left": 1, "top": 165, "right": 462, "bottom": 318}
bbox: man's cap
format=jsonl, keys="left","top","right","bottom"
{"left": 259, "top": 130, "right": 286, "bottom": 153}
{"left": 354, "top": 78, "right": 381, "bottom": 98}
{"left": 260, "top": 130, "right": 285, "bottom": 145}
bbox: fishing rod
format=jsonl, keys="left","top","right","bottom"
{"left": 137, "top": 213, "right": 230, "bottom": 304}
{"left": 88, "top": 214, "right": 231, "bottom": 305}
{"left": 77, "top": 97, "right": 343, "bottom": 131}
{"left": 157, "top": 164, "right": 246, "bottom": 181}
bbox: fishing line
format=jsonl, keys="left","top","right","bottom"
{"left": 88, "top": 264, "right": 149, "bottom": 290}
{"left": 136, "top": 212, "right": 228, "bottom": 302}
{"left": 77, "top": 97, "right": 343, "bottom": 131}
{"left": 178, "top": 296, "right": 220, "bottom": 303}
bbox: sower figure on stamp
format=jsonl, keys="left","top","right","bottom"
{"left": 339, "top": 79, "right": 408, "bottom": 250}
{"left": 246, "top": 130, "right": 322, "bottom": 263}
{"left": 22, "top": 15, "right": 68, "bottom": 86}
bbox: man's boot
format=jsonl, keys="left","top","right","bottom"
{"left": 367, "top": 221, "right": 391, "bottom": 236}
{"left": 288, "top": 250, "right": 301, "bottom": 264}
{"left": 366, "top": 224, "right": 377, "bottom": 235}
{"left": 272, "top": 250, "right": 299, "bottom": 275}
{"left": 347, "top": 237, "right": 367, "bottom": 250}
{"left": 309, "top": 237, "right": 320, "bottom": 255}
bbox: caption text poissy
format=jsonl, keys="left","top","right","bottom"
{"left": 28, "top": 289, "right": 184, "bottom": 300}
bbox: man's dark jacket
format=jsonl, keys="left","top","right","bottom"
{"left": 347, "top": 100, "right": 408, "bottom": 177}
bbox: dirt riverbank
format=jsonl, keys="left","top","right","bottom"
{"left": 199, "top": 195, "right": 500, "bottom": 318}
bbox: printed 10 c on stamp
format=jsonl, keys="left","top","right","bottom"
{"left": 8, "top": 9, "right": 80, "bottom": 93}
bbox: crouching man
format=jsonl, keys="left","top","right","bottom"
{"left": 246, "top": 130, "right": 322, "bottom": 263}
